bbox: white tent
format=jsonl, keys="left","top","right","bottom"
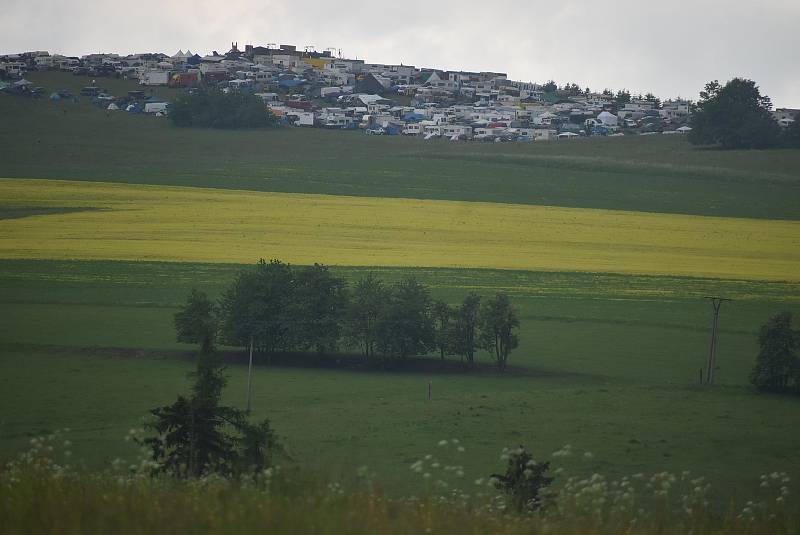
{"left": 676, "top": 125, "right": 692, "bottom": 133}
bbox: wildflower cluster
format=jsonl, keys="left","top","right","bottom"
{"left": 2, "top": 429, "right": 73, "bottom": 484}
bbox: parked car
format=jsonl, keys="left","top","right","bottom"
{"left": 365, "top": 128, "right": 385, "bottom": 135}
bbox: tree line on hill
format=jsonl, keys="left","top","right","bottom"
{"left": 689, "top": 78, "right": 800, "bottom": 150}
{"left": 175, "top": 259, "right": 520, "bottom": 370}
{"left": 169, "top": 88, "right": 278, "bottom": 129}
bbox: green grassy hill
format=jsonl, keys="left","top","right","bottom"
{"left": 1, "top": 73, "right": 799, "bottom": 220}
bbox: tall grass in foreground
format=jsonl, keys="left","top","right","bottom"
{"left": 0, "top": 433, "right": 796, "bottom": 534}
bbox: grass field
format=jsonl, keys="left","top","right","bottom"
{"left": 1, "top": 260, "right": 798, "bottom": 496}
{"left": 1, "top": 77, "right": 799, "bottom": 509}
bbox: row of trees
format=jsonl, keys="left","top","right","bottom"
{"left": 175, "top": 259, "right": 521, "bottom": 370}
{"left": 169, "top": 88, "right": 278, "bottom": 129}
{"left": 689, "top": 78, "right": 800, "bottom": 150}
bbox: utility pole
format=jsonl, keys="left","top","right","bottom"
{"left": 246, "top": 335, "right": 254, "bottom": 413}
{"left": 704, "top": 297, "right": 731, "bottom": 384}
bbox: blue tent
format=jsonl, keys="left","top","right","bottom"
{"left": 402, "top": 112, "right": 426, "bottom": 122}
{"left": 278, "top": 79, "right": 307, "bottom": 88}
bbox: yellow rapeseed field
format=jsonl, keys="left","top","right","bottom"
{"left": 1, "top": 178, "right": 798, "bottom": 282}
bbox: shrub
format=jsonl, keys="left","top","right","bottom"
{"left": 491, "top": 446, "right": 555, "bottom": 512}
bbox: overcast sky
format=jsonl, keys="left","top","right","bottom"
{"left": 2, "top": 0, "right": 798, "bottom": 107}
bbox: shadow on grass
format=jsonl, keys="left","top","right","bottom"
{"left": 1, "top": 342, "right": 607, "bottom": 382}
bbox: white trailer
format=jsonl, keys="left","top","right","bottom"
{"left": 288, "top": 111, "right": 315, "bottom": 127}
{"left": 144, "top": 102, "right": 169, "bottom": 114}
{"left": 402, "top": 124, "right": 423, "bottom": 136}
{"left": 140, "top": 70, "right": 169, "bottom": 86}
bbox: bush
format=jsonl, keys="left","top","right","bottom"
{"left": 491, "top": 446, "right": 555, "bottom": 512}
{"left": 169, "top": 88, "right": 277, "bottom": 129}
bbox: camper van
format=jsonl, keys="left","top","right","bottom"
{"left": 144, "top": 102, "right": 169, "bottom": 114}
{"left": 402, "top": 124, "right": 423, "bottom": 136}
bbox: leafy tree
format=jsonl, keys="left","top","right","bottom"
{"left": 169, "top": 88, "right": 278, "bottom": 129}
{"left": 602, "top": 88, "right": 614, "bottom": 97}
{"left": 542, "top": 80, "right": 558, "bottom": 93}
{"left": 782, "top": 112, "right": 800, "bottom": 148}
{"left": 377, "top": 277, "right": 434, "bottom": 359}
{"left": 750, "top": 311, "right": 798, "bottom": 393}
{"left": 291, "top": 264, "right": 347, "bottom": 355}
{"left": 141, "top": 353, "right": 281, "bottom": 478}
{"left": 615, "top": 89, "right": 631, "bottom": 106}
{"left": 174, "top": 289, "right": 217, "bottom": 353}
{"left": 491, "top": 446, "right": 555, "bottom": 512}
{"left": 219, "top": 259, "right": 295, "bottom": 358}
{"left": 452, "top": 292, "right": 481, "bottom": 367}
{"left": 479, "top": 293, "right": 520, "bottom": 371}
{"left": 689, "top": 78, "right": 780, "bottom": 149}
{"left": 344, "top": 274, "right": 388, "bottom": 359}
{"left": 432, "top": 300, "right": 454, "bottom": 360}
{"left": 218, "top": 267, "right": 261, "bottom": 349}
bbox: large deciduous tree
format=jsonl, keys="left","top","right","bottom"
{"left": 344, "top": 274, "right": 387, "bottom": 359}
{"left": 479, "top": 293, "right": 520, "bottom": 371}
{"left": 750, "top": 311, "right": 799, "bottom": 393}
{"left": 291, "top": 264, "right": 347, "bottom": 355}
{"left": 432, "top": 300, "right": 454, "bottom": 360}
{"left": 452, "top": 292, "right": 482, "bottom": 368}
{"left": 377, "top": 277, "right": 435, "bottom": 359}
{"left": 689, "top": 78, "right": 780, "bottom": 149}
{"left": 219, "top": 259, "right": 294, "bottom": 357}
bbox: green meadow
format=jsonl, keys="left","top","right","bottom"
{"left": 1, "top": 260, "right": 798, "bottom": 496}
{"left": 1, "top": 74, "right": 799, "bottom": 513}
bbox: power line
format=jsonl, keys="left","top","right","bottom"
{"left": 704, "top": 296, "right": 731, "bottom": 384}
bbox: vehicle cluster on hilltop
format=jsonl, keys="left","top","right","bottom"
{"left": 1, "top": 42, "right": 705, "bottom": 141}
